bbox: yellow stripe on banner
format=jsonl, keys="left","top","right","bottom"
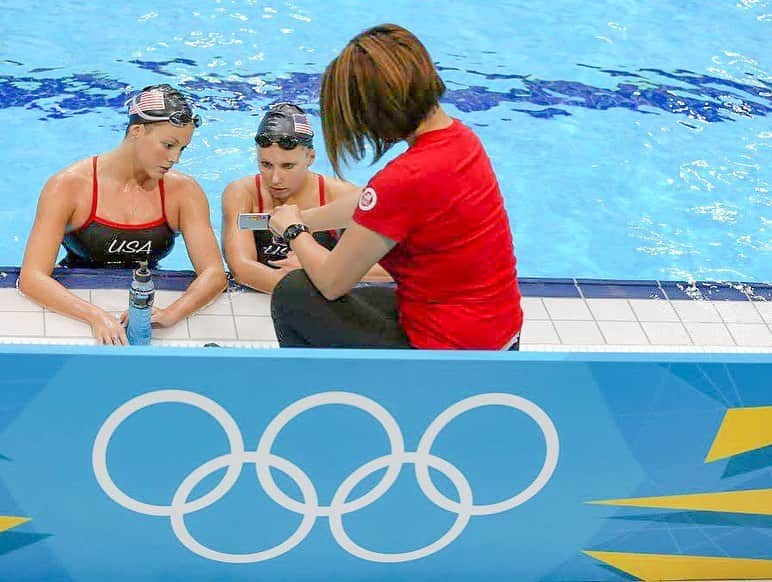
{"left": 584, "top": 551, "right": 772, "bottom": 581}
{"left": 0, "top": 516, "right": 29, "bottom": 533}
{"left": 588, "top": 488, "right": 772, "bottom": 515}
{"left": 705, "top": 406, "right": 772, "bottom": 462}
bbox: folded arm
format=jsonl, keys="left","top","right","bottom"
{"left": 221, "top": 179, "right": 296, "bottom": 293}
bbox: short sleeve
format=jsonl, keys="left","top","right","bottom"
{"left": 353, "top": 162, "right": 418, "bottom": 243}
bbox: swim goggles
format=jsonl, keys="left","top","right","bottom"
{"left": 255, "top": 134, "right": 312, "bottom": 149}
{"left": 126, "top": 95, "right": 202, "bottom": 128}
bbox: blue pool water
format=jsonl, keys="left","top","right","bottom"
{"left": 0, "top": 1, "right": 770, "bottom": 282}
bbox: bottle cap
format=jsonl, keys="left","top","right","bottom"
{"left": 134, "top": 261, "right": 152, "bottom": 282}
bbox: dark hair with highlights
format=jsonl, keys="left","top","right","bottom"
{"left": 320, "top": 24, "right": 446, "bottom": 177}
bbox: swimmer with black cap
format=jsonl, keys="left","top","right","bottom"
{"left": 19, "top": 84, "right": 227, "bottom": 345}
{"left": 221, "top": 102, "right": 390, "bottom": 293}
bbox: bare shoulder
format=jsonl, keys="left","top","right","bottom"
{"left": 222, "top": 175, "right": 255, "bottom": 201}
{"left": 43, "top": 157, "right": 92, "bottom": 195}
{"left": 162, "top": 170, "right": 205, "bottom": 195}
{"left": 322, "top": 174, "right": 362, "bottom": 201}
{"left": 160, "top": 172, "right": 210, "bottom": 227}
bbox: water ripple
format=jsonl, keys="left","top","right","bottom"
{"left": 0, "top": 58, "right": 769, "bottom": 123}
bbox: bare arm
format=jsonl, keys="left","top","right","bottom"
{"left": 271, "top": 204, "right": 395, "bottom": 300}
{"left": 304, "top": 179, "right": 392, "bottom": 283}
{"left": 300, "top": 184, "right": 360, "bottom": 232}
{"left": 18, "top": 173, "right": 128, "bottom": 345}
{"left": 361, "top": 262, "right": 393, "bottom": 282}
{"left": 155, "top": 178, "right": 227, "bottom": 326}
{"left": 221, "top": 179, "right": 296, "bottom": 294}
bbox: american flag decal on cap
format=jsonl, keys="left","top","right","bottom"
{"left": 292, "top": 114, "right": 313, "bottom": 136}
{"left": 128, "top": 90, "right": 166, "bottom": 114}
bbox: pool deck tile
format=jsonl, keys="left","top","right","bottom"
{"left": 0, "top": 270, "right": 769, "bottom": 353}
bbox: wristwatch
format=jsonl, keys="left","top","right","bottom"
{"left": 282, "top": 223, "right": 310, "bottom": 242}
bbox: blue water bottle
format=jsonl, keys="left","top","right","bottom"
{"left": 127, "top": 262, "right": 154, "bottom": 346}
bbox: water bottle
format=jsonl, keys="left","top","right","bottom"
{"left": 127, "top": 262, "right": 154, "bottom": 346}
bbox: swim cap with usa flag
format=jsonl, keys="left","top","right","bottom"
{"left": 256, "top": 102, "right": 314, "bottom": 148}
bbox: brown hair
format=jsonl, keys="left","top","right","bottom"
{"left": 321, "top": 24, "right": 446, "bottom": 177}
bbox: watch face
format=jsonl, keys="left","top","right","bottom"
{"left": 284, "top": 223, "right": 309, "bottom": 241}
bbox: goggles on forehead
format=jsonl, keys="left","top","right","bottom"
{"left": 166, "top": 109, "right": 202, "bottom": 128}
{"left": 255, "top": 134, "right": 313, "bottom": 150}
{"left": 126, "top": 94, "right": 201, "bottom": 128}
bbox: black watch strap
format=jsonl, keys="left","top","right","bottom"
{"left": 282, "top": 223, "right": 310, "bottom": 242}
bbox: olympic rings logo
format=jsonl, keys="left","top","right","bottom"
{"left": 92, "top": 390, "right": 559, "bottom": 564}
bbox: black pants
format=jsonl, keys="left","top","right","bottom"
{"left": 271, "top": 270, "right": 412, "bottom": 348}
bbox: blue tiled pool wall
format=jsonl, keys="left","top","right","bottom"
{"left": 1, "top": 267, "right": 769, "bottom": 301}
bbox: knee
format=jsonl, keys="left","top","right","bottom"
{"left": 271, "top": 269, "right": 314, "bottom": 314}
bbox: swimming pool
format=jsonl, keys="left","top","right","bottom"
{"left": 1, "top": 1, "right": 769, "bottom": 282}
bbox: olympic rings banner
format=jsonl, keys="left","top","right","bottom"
{"left": 0, "top": 346, "right": 770, "bottom": 581}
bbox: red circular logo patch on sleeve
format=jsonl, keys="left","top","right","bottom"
{"left": 358, "top": 187, "right": 377, "bottom": 211}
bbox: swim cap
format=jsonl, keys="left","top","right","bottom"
{"left": 255, "top": 102, "right": 314, "bottom": 149}
{"left": 125, "top": 84, "right": 201, "bottom": 128}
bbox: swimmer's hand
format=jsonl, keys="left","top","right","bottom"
{"left": 267, "top": 251, "right": 302, "bottom": 271}
{"left": 91, "top": 310, "right": 128, "bottom": 346}
{"left": 119, "top": 307, "right": 176, "bottom": 329}
{"left": 150, "top": 307, "right": 177, "bottom": 328}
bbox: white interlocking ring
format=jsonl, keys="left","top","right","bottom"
{"left": 255, "top": 391, "right": 405, "bottom": 517}
{"left": 92, "top": 390, "right": 245, "bottom": 517}
{"left": 93, "top": 390, "right": 559, "bottom": 563}
{"left": 415, "top": 393, "right": 559, "bottom": 516}
{"left": 171, "top": 452, "right": 317, "bottom": 563}
{"left": 328, "top": 452, "right": 473, "bottom": 563}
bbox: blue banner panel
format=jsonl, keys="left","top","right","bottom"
{"left": 0, "top": 347, "right": 770, "bottom": 581}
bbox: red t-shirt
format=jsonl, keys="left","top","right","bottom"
{"left": 353, "top": 119, "right": 523, "bottom": 349}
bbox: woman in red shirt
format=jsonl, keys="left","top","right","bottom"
{"left": 269, "top": 24, "right": 523, "bottom": 350}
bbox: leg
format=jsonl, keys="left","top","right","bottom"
{"left": 271, "top": 270, "right": 411, "bottom": 348}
